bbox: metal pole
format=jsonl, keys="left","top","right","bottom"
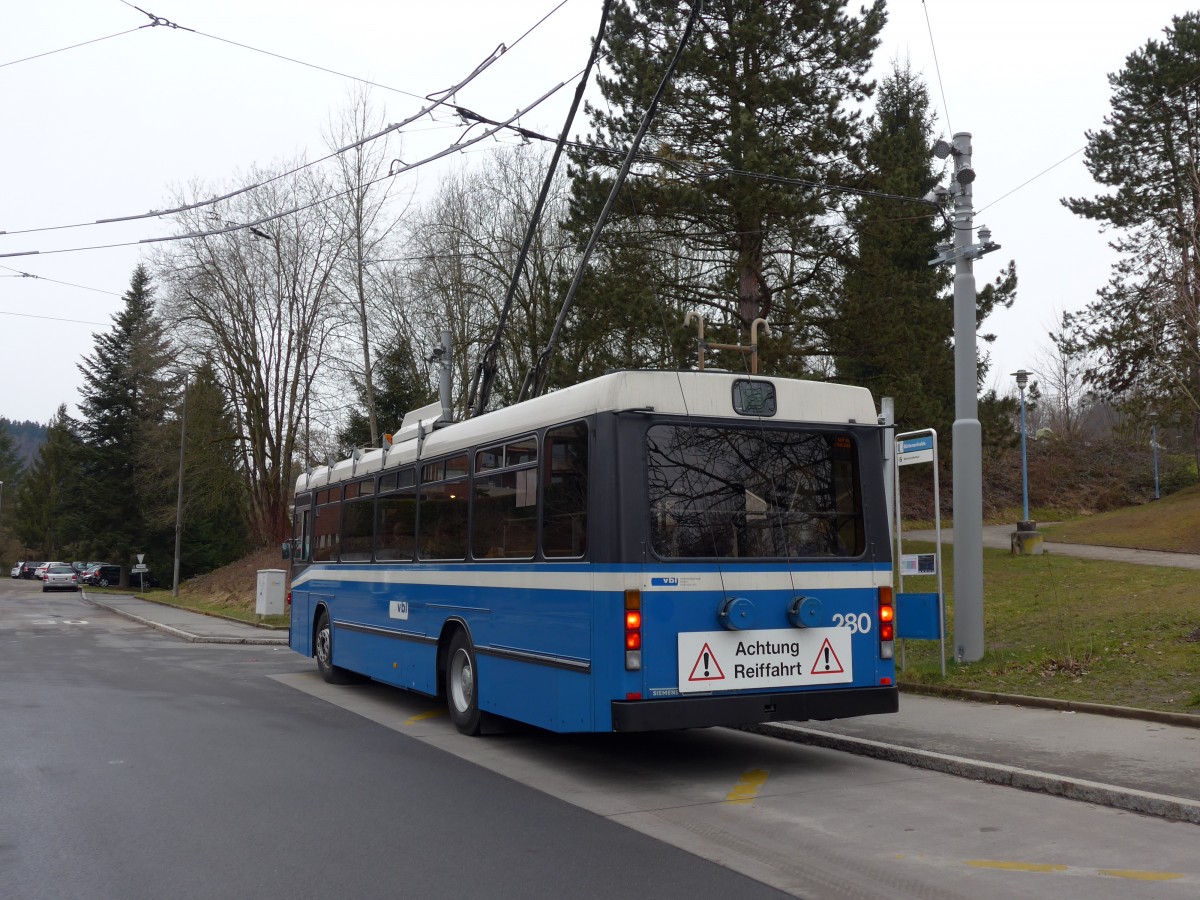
{"left": 172, "top": 378, "right": 188, "bottom": 598}
{"left": 1019, "top": 386, "right": 1029, "bottom": 521}
{"left": 949, "top": 132, "right": 984, "bottom": 663}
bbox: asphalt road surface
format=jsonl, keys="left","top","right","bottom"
{"left": 2, "top": 577, "right": 1197, "bottom": 900}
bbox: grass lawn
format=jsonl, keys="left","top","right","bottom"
{"left": 897, "top": 541, "right": 1200, "bottom": 713}
{"left": 1040, "top": 484, "right": 1200, "bottom": 553}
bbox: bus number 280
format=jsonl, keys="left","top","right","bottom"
{"left": 832, "top": 613, "right": 872, "bottom": 634}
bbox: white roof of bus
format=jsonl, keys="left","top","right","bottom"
{"left": 295, "top": 370, "right": 877, "bottom": 493}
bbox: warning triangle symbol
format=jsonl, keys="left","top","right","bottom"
{"left": 809, "top": 637, "right": 845, "bottom": 675}
{"left": 687, "top": 643, "right": 726, "bottom": 682}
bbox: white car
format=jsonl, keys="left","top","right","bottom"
{"left": 35, "top": 561, "right": 67, "bottom": 580}
{"left": 10, "top": 563, "right": 20, "bottom": 578}
{"left": 41, "top": 564, "right": 79, "bottom": 592}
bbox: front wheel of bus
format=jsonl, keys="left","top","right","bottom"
{"left": 446, "top": 631, "right": 481, "bottom": 735}
{"left": 315, "top": 610, "right": 357, "bottom": 685}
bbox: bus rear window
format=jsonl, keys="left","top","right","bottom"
{"left": 646, "top": 425, "right": 864, "bottom": 559}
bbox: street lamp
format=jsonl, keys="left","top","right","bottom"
{"left": 1011, "top": 370, "right": 1032, "bottom": 526}
{"left": 1149, "top": 411, "right": 1160, "bottom": 500}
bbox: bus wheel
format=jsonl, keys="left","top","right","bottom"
{"left": 446, "top": 631, "right": 481, "bottom": 735}
{"left": 315, "top": 610, "right": 358, "bottom": 685}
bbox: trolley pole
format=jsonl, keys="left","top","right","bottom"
{"left": 929, "top": 132, "right": 999, "bottom": 664}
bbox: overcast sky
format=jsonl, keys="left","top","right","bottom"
{"left": 0, "top": 1, "right": 1190, "bottom": 425}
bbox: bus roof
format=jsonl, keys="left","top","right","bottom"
{"left": 295, "top": 370, "right": 878, "bottom": 494}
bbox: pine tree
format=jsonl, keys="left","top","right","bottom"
{"left": 1064, "top": 12, "right": 1200, "bottom": 473}
{"left": 830, "top": 63, "right": 954, "bottom": 435}
{"left": 177, "top": 362, "right": 248, "bottom": 576}
{"left": 338, "top": 339, "right": 433, "bottom": 453}
{"left": 75, "top": 265, "right": 176, "bottom": 569}
{"left": 0, "top": 420, "right": 22, "bottom": 529}
{"left": 11, "top": 406, "right": 82, "bottom": 558}
{"left": 568, "top": 0, "right": 886, "bottom": 363}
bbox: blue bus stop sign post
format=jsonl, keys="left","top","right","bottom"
{"left": 894, "top": 430, "right": 946, "bottom": 677}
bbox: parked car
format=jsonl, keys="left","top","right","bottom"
{"left": 10, "top": 562, "right": 21, "bottom": 578}
{"left": 34, "top": 561, "right": 66, "bottom": 580}
{"left": 20, "top": 561, "right": 43, "bottom": 579}
{"left": 85, "top": 564, "right": 122, "bottom": 587}
{"left": 42, "top": 564, "right": 79, "bottom": 592}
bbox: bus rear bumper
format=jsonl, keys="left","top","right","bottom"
{"left": 610, "top": 686, "right": 899, "bottom": 732}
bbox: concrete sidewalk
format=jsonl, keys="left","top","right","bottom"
{"left": 906, "top": 524, "right": 1200, "bottom": 569}
{"left": 82, "top": 586, "right": 1200, "bottom": 824}
{"left": 81, "top": 589, "right": 289, "bottom": 645}
{"left": 748, "top": 692, "right": 1200, "bottom": 825}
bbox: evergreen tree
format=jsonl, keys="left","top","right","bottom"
{"left": 830, "top": 64, "right": 1017, "bottom": 443}
{"left": 1064, "top": 12, "right": 1200, "bottom": 473}
{"left": 338, "top": 339, "right": 433, "bottom": 453}
{"left": 178, "top": 362, "right": 248, "bottom": 576}
{"left": 75, "top": 265, "right": 176, "bottom": 570}
{"left": 568, "top": 0, "right": 886, "bottom": 366}
{"left": 0, "top": 420, "right": 22, "bottom": 533}
{"left": 12, "top": 406, "right": 82, "bottom": 558}
{"left": 830, "top": 63, "right": 954, "bottom": 435}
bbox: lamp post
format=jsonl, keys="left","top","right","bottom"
{"left": 1149, "top": 411, "right": 1160, "bottom": 500}
{"left": 1012, "top": 370, "right": 1031, "bottom": 526}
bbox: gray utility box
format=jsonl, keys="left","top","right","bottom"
{"left": 256, "top": 569, "right": 287, "bottom": 616}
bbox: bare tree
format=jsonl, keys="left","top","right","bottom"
{"left": 1033, "top": 309, "right": 1095, "bottom": 439}
{"left": 325, "top": 85, "right": 411, "bottom": 445}
{"left": 393, "top": 148, "right": 577, "bottom": 415}
{"left": 154, "top": 165, "right": 346, "bottom": 544}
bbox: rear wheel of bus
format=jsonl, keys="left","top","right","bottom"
{"left": 446, "top": 630, "right": 481, "bottom": 735}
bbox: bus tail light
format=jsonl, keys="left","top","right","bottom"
{"left": 625, "top": 589, "right": 642, "bottom": 670}
{"left": 878, "top": 587, "right": 895, "bottom": 660}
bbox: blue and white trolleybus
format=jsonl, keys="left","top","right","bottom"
{"left": 285, "top": 370, "right": 898, "bottom": 734}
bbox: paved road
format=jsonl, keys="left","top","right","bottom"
{"left": 7, "top": 577, "right": 1200, "bottom": 898}
{"left": 1, "top": 582, "right": 793, "bottom": 900}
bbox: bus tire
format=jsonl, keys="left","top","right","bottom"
{"left": 315, "top": 609, "right": 358, "bottom": 685}
{"left": 446, "top": 630, "right": 481, "bottom": 736}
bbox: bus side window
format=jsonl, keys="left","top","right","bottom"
{"left": 300, "top": 508, "right": 311, "bottom": 561}
{"left": 542, "top": 422, "right": 588, "bottom": 558}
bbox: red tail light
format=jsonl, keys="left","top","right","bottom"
{"left": 879, "top": 586, "right": 895, "bottom": 660}
{"left": 624, "top": 589, "right": 642, "bottom": 670}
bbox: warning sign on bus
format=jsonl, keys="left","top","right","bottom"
{"left": 687, "top": 643, "right": 726, "bottom": 682}
{"left": 677, "top": 628, "right": 853, "bottom": 693}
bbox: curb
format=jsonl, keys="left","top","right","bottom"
{"left": 742, "top": 721, "right": 1200, "bottom": 826}
{"left": 81, "top": 593, "right": 289, "bottom": 646}
{"left": 899, "top": 682, "right": 1200, "bottom": 729}
{"left": 87, "top": 589, "right": 289, "bottom": 631}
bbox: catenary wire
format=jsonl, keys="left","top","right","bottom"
{"left": 0, "top": 26, "right": 146, "bottom": 69}
{"left": 1, "top": 0, "right": 575, "bottom": 237}
{"left": 0, "top": 73, "right": 581, "bottom": 259}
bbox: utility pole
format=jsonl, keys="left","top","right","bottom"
{"left": 172, "top": 378, "right": 188, "bottom": 598}
{"left": 929, "top": 132, "right": 999, "bottom": 664}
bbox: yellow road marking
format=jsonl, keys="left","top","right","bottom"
{"left": 404, "top": 709, "right": 445, "bottom": 725}
{"left": 968, "top": 860, "right": 1068, "bottom": 873}
{"left": 1099, "top": 869, "right": 1184, "bottom": 882}
{"left": 725, "top": 768, "right": 769, "bottom": 804}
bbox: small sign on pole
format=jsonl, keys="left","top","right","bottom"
{"left": 897, "top": 435, "right": 935, "bottom": 466}
{"left": 900, "top": 553, "right": 937, "bottom": 576}
{"left": 894, "top": 428, "right": 946, "bottom": 676}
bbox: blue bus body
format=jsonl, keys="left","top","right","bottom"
{"left": 287, "top": 371, "right": 898, "bottom": 734}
